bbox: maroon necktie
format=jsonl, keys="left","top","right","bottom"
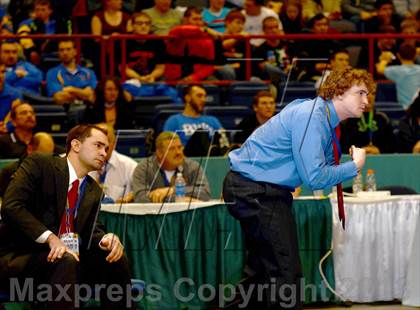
{"left": 59, "top": 179, "right": 79, "bottom": 236}
{"left": 332, "top": 127, "right": 345, "bottom": 230}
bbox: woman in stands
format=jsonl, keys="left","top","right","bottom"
{"left": 279, "top": 0, "right": 304, "bottom": 33}
{"left": 84, "top": 77, "right": 133, "bottom": 129}
{"left": 91, "top": 0, "right": 132, "bottom": 36}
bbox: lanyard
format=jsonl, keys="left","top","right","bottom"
{"left": 357, "top": 110, "right": 377, "bottom": 144}
{"left": 65, "top": 178, "right": 87, "bottom": 233}
{"left": 326, "top": 105, "right": 341, "bottom": 159}
{"left": 99, "top": 162, "right": 108, "bottom": 184}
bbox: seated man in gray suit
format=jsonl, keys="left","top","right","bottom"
{"left": 132, "top": 131, "right": 211, "bottom": 203}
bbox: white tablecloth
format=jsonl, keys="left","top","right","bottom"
{"left": 331, "top": 195, "right": 420, "bottom": 303}
{"left": 402, "top": 206, "right": 420, "bottom": 307}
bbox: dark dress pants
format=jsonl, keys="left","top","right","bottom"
{"left": 7, "top": 248, "right": 133, "bottom": 310}
{"left": 223, "top": 170, "right": 302, "bottom": 310}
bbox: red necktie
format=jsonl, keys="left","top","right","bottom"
{"left": 332, "top": 127, "right": 345, "bottom": 230}
{"left": 59, "top": 179, "right": 79, "bottom": 236}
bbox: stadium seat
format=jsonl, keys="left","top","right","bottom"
{"left": 33, "top": 105, "right": 68, "bottom": 133}
{"left": 50, "top": 132, "right": 67, "bottom": 148}
{"left": 153, "top": 109, "right": 183, "bottom": 134}
{"left": 204, "top": 106, "right": 252, "bottom": 129}
{"left": 228, "top": 81, "right": 270, "bottom": 106}
{"left": 23, "top": 92, "right": 55, "bottom": 105}
{"left": 277, "top": 82, "right": 317, "bottom": 106}
{"left": 153, "top": 104, "right": 184, "bottom": 114}
{"left": 115, "top": 129, "right": 152, "bottom": 158}
{"left": 375, "top": 82, "right": 397, "bottom": 102}
{"left": 132, "top": 96, "right": 176, "bottom": 129}
{"left": 375, "top": 101, "right": 405, "bottom": 127}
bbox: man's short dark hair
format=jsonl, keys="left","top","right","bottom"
{"left": 132, "top": 12, "right": 152, "bottom": 23}
{"left": 34, "top": 0, "right": 52, "bottom": 8}
{"left": 398, "top": 43, "right": 416, "bottom": 61}
{"left": 66, "top": 124, "right": 107, "bottom": 154}
{"left": 183, "top": 84, "right": 205, "bottom": 100}
{"left": 183, "top": 6, "right": 201, "bottom": 18}
{"left": 262, "top": 16, "right": 279, "bottom": 30}
{"left": 307, "top": 13, "right": 327, "bottom": 29}
{"left": 374, "top": 0, "right": 393, "bottom": 10}
{"left": 253, "top": 90, "right": 274, "bottom": 106}
{"left": 329, "top": 49, "right": 350, "bottom": 62}
{"left": 58, "top": 38, "right": 76, "bottom": 48}
{"left": 0, "top": 39, "right": 19, "bottom": 49}
{"left": 225, "top": 9, "right": 245, "bottom": 23}
{"left": 10, "top": 102, "right": 31, "bottom": 120}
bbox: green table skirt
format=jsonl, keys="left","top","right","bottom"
{"left": 98, "top": 199, "right": 334, "bottom": 309}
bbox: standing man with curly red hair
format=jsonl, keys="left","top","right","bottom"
{"left": 223, "top": 67, "right": 375, "bottom": 309}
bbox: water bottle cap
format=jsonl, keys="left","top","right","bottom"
{"left": 367, "top": 169, "right": 375, "bottom": 174}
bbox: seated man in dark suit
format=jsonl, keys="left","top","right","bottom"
{"left": 0, "top": 124, "right": 133, "bottom": 309}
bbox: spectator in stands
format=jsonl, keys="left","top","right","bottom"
{"left": 378, "top": 43, "right": 420, "bottom": 109}
{"left": 0, "top": 7, "right": 13, "bottom": 34}
{"left": 254, "top": 16, "right": 293, "bottom": 86}
{"left": 165, "top": 7, "right": 216, "bottom": 82}
{"left": 321, "top": 0, "right": 357, "bottom": 33}
{"left": 202, "top": 0, "right": 231, "bottom": 33}
{"left": 91, "top": 0, "right": 132, "bottom": 36}
{"left": 89, "top": 123, "right": 137, "bottom": 203}
{"left": 340, "top": 87, "right": 397, "bottom": 154}
{"left": 358, "top": 24, "right": 399, "bottom": 77}
{"left": 341, "top": 0, "right": 377, "bottom": 31}
{"left": 0, "top": 63, "right": 23, "bottom": 134}
{"left": 142, "top": 0, "right": 182, "bottom": 35}
{"left": 17, "top": 0, "right": 58, "bottom": 65}
{"left": 266, "top": 0, "right": 281, "bottom": 15}
{"left": 398, "top": 94, "right": 420, "bottom": 152}
{"left": 0, "top": 102, "right": 36, "bottom": 159}
{"left": 301, "top": 0, "right": 323, "bottom": 21}
{"left": 365, "top": 0, "right": 403, "bottom": 33}
{"left": 242, "top": 0, "right": 283, "bottom": 46}
{"left": 163, "top": 84, "right": 224, "bottom": 146}
{"left": 299, "top": 13, "right": 342, "bottom": 81}
{"left": 315, "top": 49, "right": 350, "bottom": 89}
{"left": 125, "top": 12, "right": 166, "bottom": 83}
{"left": 7, "top": 0, "right": 34, "bottom": 32}
{"left": 0, "top": 131, "right": 55, "bottom": 197}
{"left": 400, "top": 19, "right": 419, "bottom": 60}
{"left": 214, "top": 9, "right": 247, "bottom": 80}
{"left": 84, "top": 77, "right": 133, "bottom": 129}
{"left": 393, "top": 0, "right": 419, "bottom": 18}
{"left": 132, "top": 131, "right": 211, "bottom": 203}
{"left": 233, "top": 90, "right": 276, "bottom": 144}
{"left": 0, "top": 40, "right": 43, "bottom": 95}
{"left": 279, "top": 0, "right": 304, "bottom": 34}
{"left": 46, "top": 39, "right": 97, "bottom": 105}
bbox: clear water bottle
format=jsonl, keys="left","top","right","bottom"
{"left": 352, "top": 172, "right": 364, "bottom": 194}
{"left": 365, "top": 169, "right": 377, "bottom": 192}
{"left": 175, "top": 172, "right": 186, "bottom": 202}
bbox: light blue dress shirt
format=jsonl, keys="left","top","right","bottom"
{"left": 229, "top": 97, "right": 358, "bottom": 190}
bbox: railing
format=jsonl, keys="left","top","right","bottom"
{"left": 1, "top": 33, "right": 419, "bottom": 82}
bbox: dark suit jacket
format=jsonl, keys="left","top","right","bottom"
{"left": 0, "top": 153, "right": 106, "bottom": 280}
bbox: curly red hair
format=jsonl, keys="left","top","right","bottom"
{"left": 319, "top": 67, "right": 375, "bottom": 100}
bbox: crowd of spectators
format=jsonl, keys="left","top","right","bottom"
{"left": 0, "top": 0, "right": 419, "bottom": 163}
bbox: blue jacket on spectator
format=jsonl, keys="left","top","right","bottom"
{"left": 46, "top": 64, "right": 97, "bottom": 97}
{"left": 0, "top": 83, "right": 22, "bottom": 131}
{"left": 5, "top": 61, "right": 43, "bottom": 94}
